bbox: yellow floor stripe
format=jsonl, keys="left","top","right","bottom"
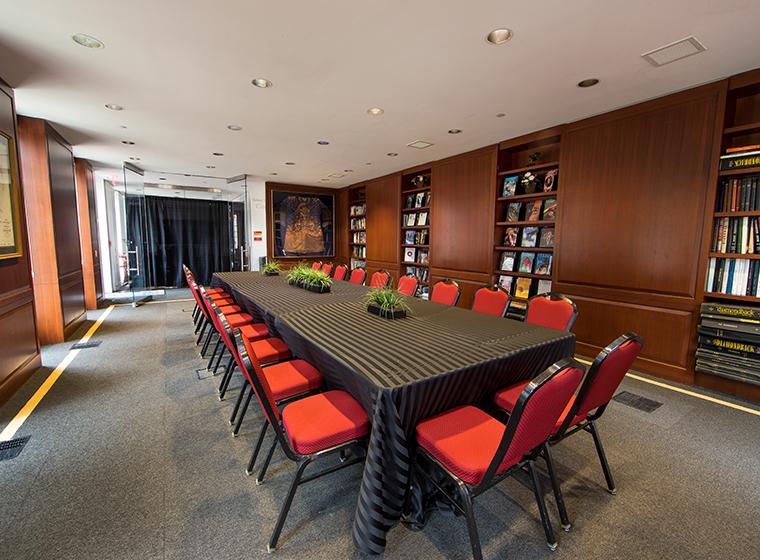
{"left": 0, "top": 305, "right": 115, "bottom": 442}
{"left": 575, "top": 356, "right": 760, "bottom": 417}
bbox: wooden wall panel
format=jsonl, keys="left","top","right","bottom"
{"left": 74, "top": 158, "right": 100, "bottom": 309}
{"left": 334, "top": 187, "right": 350, "bottom": 266}
{"left": 365, "top": 173, "right": 400, "bottom": 268}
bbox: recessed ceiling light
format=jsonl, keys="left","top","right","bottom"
{"left": 252, "top": 78, "right": 273, "bottom": 88}
{"left": 211, "top": 188, "right": 222, "bottom": 193}
{"left": 365, "top": 162, "right": 372, "bottom": 165}
{"left": 284, "top": 162, "right": 296, "bottom": 165}
{"left": 387, "top": 152, "right": 398, "bottom": 157}
{"left": 206, "top": 165, "right": 216, "bottom": 169}
{"left": 328, "top": 173, "right": 345, "bottom": 178}
{"left": 408, "top": 140, "right": 434, "bottom": 149}
{"left": 72, "top": 33, "right": 104, "bottom": 49}
{"left": 120, "top": 125, "right": 128, "bottom": 129}
{"left": 212, "top": 152, "right": 224, "bottom": 156}
{"left": 320, "top": 178, "right": 330, "bottom": 182}
{"left": 317, "top": 140, "right": 330, "bottom": 145}
{"left": 121, "top": 140, "right": 135, "bottom": 145}
{"left": 577, "top": 78, "right": 600, "bottom": 88}
{"left": 129, "top": 156, "right": 140, "bottom": 161}
{"left": 448, "top": 129, "right": 462, "bottom": 134}
{"left": 226, "top": 124, "right": 242, "bottom": 131}
{"left": 496, "top": 113, "right": 506, "bottom": 118}
{"left": 486, "top": 29, "right": 513, "bottom": 45}
{"left": 344, "top": 169, "right": 354, "bottom": 173}
{"left": 269, "top": 172, "right": 278, "bottom": 176}
{"left": 159, "top": 177, "right": 166, "bottom": 180}
{"left": 105, "top": 103, "right": 124, "bottom": 111}
{"left": 367, "top": 107, "right": 384, "bottom": 116}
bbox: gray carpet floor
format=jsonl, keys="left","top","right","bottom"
{"left": 1, "top": 299, "right": 758, "bottom": 559}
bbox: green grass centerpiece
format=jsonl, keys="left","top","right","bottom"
{"left": 262, "top": 261, "right": 282, "bottom": 276}
{"left": 365, "top": 288, "right": 411, "bottom": 320}
{"left": 287, "top": 264, "right": 333, "bottom": 293}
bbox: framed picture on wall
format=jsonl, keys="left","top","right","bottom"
{"left": 270, "top": 190, "right": 335, "bottom": 257}
{"left": 0, "top": 132, "right": 22, "bottom": 260}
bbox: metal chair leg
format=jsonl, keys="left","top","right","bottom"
{"left": 458, "top": 484, "right": 483, "bottom": 560}
{"left": 230, "top": 383, "right": 249, "bottom": 426}
{"left": 256, "top": 437, "right": 278, "bottom": 485}
{"left": 218, "top": 356, "right": 237, "bottom": 399}
{"left": 200, "top": 330, "right": 215, "bottom": 356}
{"left": 543, "top": 443, "right": 571, "bottom": 531}
{"left": 232, "top": 387, "right": 253, "bottom": 436}
{"left": 528, "top": 460, "right": 557, "bottom": 550}
{"left": 195, "top": 318, "right": 208, "bottom": 340}
{"left": 268, "top": 459, "right": 311, "bottom": 552}
{"left": 246, "top": 421, "right": 269, "bottom": 475}
{"left": 212, "top": 345, "right": 227, "bottom": 373}
{"left": 207, "top": 338, "right": 223, "bottom": 365}
{"left": 588, "top": 421, "right": 616, "bottom": 494}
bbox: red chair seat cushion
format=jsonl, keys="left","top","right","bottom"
{"left": 218, "top": 305, "right": 242, "bottom": 315}
{"left": 282, "top": 390, "right": 370, "bottom": 455}
{"left": 263, "top": 359, "right": 323, "bottom": 401}
{"left": 207, "top": 288, "right": 226, "bottom": 295}
{"left": 416, "top": 405, "right": 515, "bottom": 485}
{"left": 225, "top": 313, "right": 254, "bottom": 328}
{"left": 238, "top": 322, "right": 269, "bottom": 341}
{"left": 249, "top": 337, "right": 291, "bottom": 365}
{"left": 494, "top": 381, "right": 577, "bottom": 433}
{"left": 212, "top": 297, "right": 235, "bottom": 307}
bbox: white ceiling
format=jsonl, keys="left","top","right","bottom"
{"left": 0, "top": 0, "right": 759, "bottom": 189}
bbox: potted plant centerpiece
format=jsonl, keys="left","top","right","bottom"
{"left": 262, "top": 261, "right": 281, "bottom": 276}
{"left": 287, "top": 263, "right": 309, "bottom": 286}
{"left": 303, "top": 268, "right": 332, "bottom": 293}
{"left": 365, "top": 288, "right": 410, "bottom": 320}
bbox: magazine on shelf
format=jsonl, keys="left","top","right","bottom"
{"left": 521, "top": 227, "right": 538, "bottom": 247}
{"left": 515, "top": 277, "right": 532, "bottom": 299}
{"left": 535, "top": 253, "right": 552, "bottom": 275}
{"left": 539, "top": 227, "right": 554, "bottom": 248}
{"left": 498, "top": 275, "right": 513, "bottom": 293}
{"left": 504, "top": 227, "right": 519, "bottom": 247}
{"left": 537, "top": 279, "right": 552, "bottom": 294}
{"left": 500, "top": 251, "right": 516, "bottom": 271}
{"left": 417, "top": 212, "right": 428, "bottom": 226}
{"left": 404, "top": 231, "right": 416, "bottom": 245}
{"left": 543, "top": 169, "right": 558, "bottom": 192}
{"left": 519, "top": 253, "right": 535, "bottom": 273}
{"left": 404, "top": 247, "right": 417, "bottom": 263}
{"left": 526, "top": 200, "right": 542, "bottom": 222}
{"left": 502, "top": 175, "right": 519, "bottom": 197}
{"left": 415, "top": 192, "right": 425, "bottom": 208}
{"left": 542, "top": 198, "right": 557, "bottom": 221}
{"left": 506, "top": 202, "right": 522, "bottom": 222}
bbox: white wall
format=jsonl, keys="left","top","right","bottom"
{"left": 246, "top": 175, "right": 268, "bottom": 271}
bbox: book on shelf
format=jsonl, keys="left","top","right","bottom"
{"left": 526, "top": 200, "right": 542, "bottom": 222}
{"left": 537, "top": 279, "right": 552, "bottom": 294}
{"left": 352, "top": 231, "right": 366, "bottom": 244}
{"left": 404, "top": 213, "right": 417, "bottom": 226}
{"left": 719, "top": 149, "right": 760, "bottom": 171}
{"left": 502, "top": 175, "right": 518, "bottom": 197}
{"left": 350, "top": 258, "right": 366, "bottom": 269}
{"left": 543, "top": 169, "right": 558, "bottom": 192}
{"left": 698, "top": 325, "right": 760, "bottom": 345}
{"left": 698, "top": 334, "right": 760, "bottom": 356}
{"left": 417, "top": 229, "right": 429, "bottom": 245}
{"left": 701, "top": 302, "right": 760, "bottom": 320}
{"left": 727, "top": 145, "right": 760, "bottom": 154}
{"left": 506, "top": 202, "right": 522, "bottom": 222}
{"left": 542, "top": 198, "right": 557, "bottom": 221}
{"left": 534, "top": 253, "right": 552, "bottom": 275}
{"left": 404, "top": 231, "right": 417, "bottom": 245}
{"left": 404, "top": 247, "right": 417, "bottom": 263}
{"left": 705, "top": 257, "right": 760, "bottom": 296}
{"left": 415, "top": 192, "right": 425, "bottom": 207}
{"left": 702, "top": 317, "right": 760, "bottom": 336}
{"left": 405, "top": 195, "right": 414, "bottom": 209}
{"left": 500, "top": 251, "right": 516, "bottom": 272}
{"left": 521, "top": 172, "right": 538, "bottom": 193}
{"left": 350, "top": 216, "right": 366, "bottom": 230}
{"left": 514, "top": 277, "right": 532, "bottom": 299}
{"left": 498, "top": 275, "right": 513, "bottom": 293}
{"left": 518, "top": 253, "right": 535, "bottom": 273}
{"left": 504, "top": 227, "right": 519, "bottom": 247}
{"left": 350, "top": 204, "right": 366, "bottom": 216}
{"left": 711, "top": 216, "right": 760, "bottom": 253}
{"left": 539, "top": 227, "right": 554, "bottom": 248}
{"left": 418, "top": 249, "right": 429, "bottom": 265}
{"left": 521, "top": 226, "right": 538, "bottom": 247}
{"left": 716, "top": 176, "right": 760, "bottom": 212}
{"left": 417, "top": 212, "right": 428, "bottom": 226}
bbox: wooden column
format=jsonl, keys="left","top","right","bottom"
{"left": 74, "top": 158, "right": 100, "bottom": 309}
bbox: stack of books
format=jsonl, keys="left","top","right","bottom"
{"left": 696, "top": 302, "right": 760, "bottom": 386}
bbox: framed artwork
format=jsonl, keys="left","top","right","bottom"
{"left": 0, "top": 132, "right": 22, "bottom": 260}
{"left": 270, "top": 190, "right": 334, "bottom": 257}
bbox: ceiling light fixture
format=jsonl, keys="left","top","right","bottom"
{"left": 317, "top": 140, "right": 330, "bottom": 145}
{"left": 269, "top": 172, "right": 278, "bottom": 176}
{"left": 320, "top": 179, "right": 330, "bottom": 182}
{"left": 284, "top": 162, "right": 296, "bottom": 165}
{"left": 211, "top": 188, "right": 222, "bottom": 193}
{"left": 486, "top": 28, "right": 513, "bottom": 45}
{"left": 212, "top": 152, "right": 224, "bottom": 156}
{"left": 72, "top": 33, "right": 104, "bottom": 49}
{"left": 408, "top": 140, "right": 433, "bottom": 149}
{"left": 121, "top": 140, "right": 135, "bottom": 145}
{"left": 206, "top": 165, "right": 216, "bottom": 169}
{"left": 129, "top": 156, "right": 140, "bottom": 161}
{"left": 159, "top": 177, "right": 166, "bottom": 180}
{"left": 367, "top": 107, "right": 384, "bottom": 116}
{"left": 387, "top": 152, "right": 398, "bottom": 157}
{"left": 105, "top": 103, "right": 124, "bottom": 111}
{"left": 577, "top": 78, "right": 600, "bottom": 88}
{"left": 252, "top": 78, "right": 273, "bottom": 88}
{"left": 120, "top": 125, "right": 128, "bottom": 129}
{"left": 365, "top": 162, "right": 372, "bottom": 165}
{"left": 344, "top": 169, "right": 354, "bottom": 173}
{"left": 448, "top": 129, "right": 462, "bottom": 134}
{"left": 226, "top": 124, "right": 242, "bottom": 131}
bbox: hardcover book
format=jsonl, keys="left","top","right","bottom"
{"left": 542, "top": 198, "right": 557, "bottom": 221}
{"left": 537, "top": 279, "right": 552, "bottom": 294}
{"left": 417, "top": 212, "right": 428, "bottom": 226}
{"left": 519, "top": 253, "right": 535, "bottom": 273}
{"left": 506, "top": 202, "right": 522, "bottom": 222}
{"left": 500, "top": 251, "right": 516, "bottom": 271}
{"left": 404, "top": 213, "right": 416, "bottom": 226}
{"left": 404, "top": 231, "right": 416, "bottom": 245}
{"left": 404, "top": 248, "right": 416, "bottom": 263}
{"left": 415, "top": 192, "right": 425, "bottom": 208}
{"left": 526, "top": 200, "right": 542, "bottom": 222}
{"left": 504, "top": 227, "right": 519, "bottom": 247}
{"left": 515, "top": 277, "right": 532, "bottom": 299}
{"left": 418, "top": 250, "right": 429, "bottom": 265}
{"left": 502, "top": 175, "right": 518, "bottom": 197}
{"left": 498, "top": 275, "right": 513, "bottom": 293}
{"left": 521, "top": 227, "right": 538, "bottom": 247}
{"left": 539, "top": 227, "right": 554, "bottom": 248}
{"left": 534, "top": 253, "right": 552, "bottom": 275}
{"left": 543, "top": 169, "right": 558, "bottom": 192}
{"left": 405, "top": 195, "right": 414, "bottom": 209}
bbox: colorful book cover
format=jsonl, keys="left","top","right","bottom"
{"left": 537, "top": 279, "right": 552, "bottom": 294}
{"left": 504, "top": 227, "right": 519, "bottom": 247}
{"left": 543, "top": 169, "right": 558, "bottom": 192}
{"left": 502, "top": 175, "right": 518, "bottom": 197}
{"left": 521, "top": 172, "right": 538, "bottom": 193}
{"left": 404, "top": 231, "right": 416, "bottom": 245}
{"left": 539, "top": 227, "right": 554, "bottom": 247}
{"left": 500, "top": 251, "right": 516, "bottom": 271}
{"left": 521, "top": 226, "right": 538, "bottom": 247}
{"left": 506, "top": 202, "right": 522, "bottom": 222}
{"left": 404, "top": 248, "right": 416, "bottom": 263}
{"left": 498, "top": 275, "right": 513, "bottom": 293}
{"left": 542, "top": 198, "right": 557, "bottom": 220}
{"left": 519, "top": 252, "right": 535, "bottom": 273}
{"left": 515, "top": 277, "right": 532, "bottom": 299}
{"left": 535, "top": 253, "right": 552, "bottom": 275}
{"left": 415, "top": 192, "right": 425, "bottom": 208}
{"left": 526, "top": 200, "right": 542, "bottom": 222}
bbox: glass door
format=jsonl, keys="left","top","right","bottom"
{"left": 226, "top": 175, "right": 248, "bottom": 271}
{"left": 122, "top": 162, "right": 150, "bottom": 303}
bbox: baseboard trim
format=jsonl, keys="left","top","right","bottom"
{"left": 0, "top": 353, "right": 42, "bottom": 407}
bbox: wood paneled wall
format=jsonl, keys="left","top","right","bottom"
{"left": 365, "top": 174, "right": 401, "bottom": 282}
{"left": 74, "top": 158, "right": 102, "bottom": 309}
{"left": 0, "top": 80, "right": 40, "bottom": 404}
{"left": 17, "top": 116, "right": 85, "bottom": 343}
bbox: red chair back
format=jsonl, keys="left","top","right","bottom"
{"left": 480, "top": 359, "right": 584, "bottom": 488}
{"left": 311, "top": 262, "right": 322, "bottom": 271}
{"left": 202, "top": 289, "right": 241, "bottom": 359}
{"left": 349, "top": 268, "right": 366, "bottom": 285}
{"left": 321, "top": 263, "right": 333, "bottom": 276}
{"left": 472, "top": 285, "right": 510, "bottom": 317}
{"left": 185, "top": 267, "right": 209, "bottom": 319}
{"left": 430, "top": 280, "right": 461, "bottom": 306}
{"left": 236, "top": 331, "right": 281, "bottom": 426}
{"left": 333, "top": 264, "right": 348, "bottom": 281}
{"left": 397, "top": 275, "right": 418, "bottom": 297}
{"left": 526, "top": 293, "right": 578, "bottom": 331}
{"left": 370, "top": 270, "right": 391, "bottom": 288}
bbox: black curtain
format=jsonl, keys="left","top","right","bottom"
{"left": 127, "top": 196, "right": 243, "bottom": 287}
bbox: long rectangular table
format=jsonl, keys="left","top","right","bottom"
{"left": 212, "top": 272, "right": 576, "bottom": 554}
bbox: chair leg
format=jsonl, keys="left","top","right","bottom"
{"left": 200, "top": 330, "right": 215, "bottom": 356}
{"left": 232, "top": 387, "right": 253, "bottom": 436}
{"left": 207, "top": 338, "right": 223, "bottom": 366}
{"left": 587, "top": 421, "right": 616, "bottom": 494}
{"left": 192, "top": 304, "right": 200, "bottom": 323}
{"left": 218, "top": 356, "right": 237, "bottom": 399}
{"left": 212, "top": 345, "right": 227, "bottom": 373}
{"left": 458, "top": 484, "right": 483, "bottom": 560}
{"left": 256, "top": 436, "right": 278, "bottom": 485}
{"left": 268, "top": 459, "right": 311, "bottom": 552}
{"left": 542, "top": 443, "right": 571, "bottom": 531}
{"left": 528, "top": 460, "right": 557, "bottom": 550}
{"left": 195, "top": 318, "right": 208, "bottom": 340}
{"left": 229, "top": 383, "right": 249, "bottom": 425}
{"left": 246, "top": 421, "right": 269, "bottom": 475}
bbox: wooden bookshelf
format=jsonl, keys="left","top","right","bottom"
{"left": 400, "top": 169, "right": 432, "bottom": 294}
{"left": 497, "top": 161, "right": 560, "bottom": 176}
{"left": 708, "top": 252, "right": 760, "bottom": 259}
{"left": 719, "top": 165, "right": 760, "bottom": 177}
{"left": 348, "top": 185, "right": 367, "bottom": 269}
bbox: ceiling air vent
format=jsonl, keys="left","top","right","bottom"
{"left": 641, "top": 36, "right": 706, "bottom": 67}
{"left": 407, "top": 140, "right": 434, "bottom": 149}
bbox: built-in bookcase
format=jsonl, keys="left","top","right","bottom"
{"left": 492, "top": 132, "right": 561, "bottom": 318}
{"left": 400, "top": 168, "right": 432, "bottom": 298}
{"left": 348, "top": 185, "right": 367, "bottom": 270}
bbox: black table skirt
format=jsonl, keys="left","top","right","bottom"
{"left": 212, "top": 272, "right": 576, "bottom": 554}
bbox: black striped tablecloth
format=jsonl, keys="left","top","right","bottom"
{"left": 212, "top": 272, "right": 575, "bottom": 553}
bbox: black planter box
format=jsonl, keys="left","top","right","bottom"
{"left": 367, "top": 303, "right": 407, "bottom": 320}
{"left": 305, "top": 283, "right": 331, "bottom": 294}
{"left": 263, "top": 271, "right": 280, "bottom": 276}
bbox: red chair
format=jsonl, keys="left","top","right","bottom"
{"left": 471, "top": 284, "right": 510, "bottom": 317}
{"left": 183, "top": 265, "right": 233, "bottom": 342}
{"left": 397, "top": 274, "right": 418, "bottom": 297}
{"left": 234, "top": 330, "right": 370, "bottom": 552}
{"left": 494, "top": 333, "right": 643, "bottom": 528}
{"left": 370, "top": 269, "right": 391, "bottom": 288}
{"left": 311, "top": 261, "right": 322, "bottom": 271}
{"left": 526, "top": 293, "right": 578, "bottom": 331}
{"left": 349, "top": 268, "right": 366, "bottom": 285}
{"left": 320, "top": 262, "right": 333, "bottom": 276}
{"left": 413, "top": 359, "right": 584, "bottom": 559}
{"left": 333, "top": 264, "right": 348, "bottom": 281}
{"left": 430, "top": 279, "right": 461, "bottom": 306}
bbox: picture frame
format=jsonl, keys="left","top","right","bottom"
{"left": 0, "top": 132, "right": 23, "bottom": 260}
{"left": 270, "top": 189, "right": 334, "bottom": 257}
